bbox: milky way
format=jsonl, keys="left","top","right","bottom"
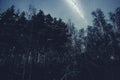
{"left": 65, "top": 0, "right": 87, "bottom": 24}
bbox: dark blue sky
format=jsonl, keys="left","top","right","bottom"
{"left": 0, "top": 0, "right": 120, "bottom": 29}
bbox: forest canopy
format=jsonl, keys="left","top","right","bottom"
{"left": 0, "top": 5, "right": 120, "bottom": 80}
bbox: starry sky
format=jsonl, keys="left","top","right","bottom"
{"left": 0, "top": 0, "right": 120, "bottom": 29}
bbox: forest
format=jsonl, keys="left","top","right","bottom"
{"left": 0, "top": 5, "right": 120, "bottom": 80}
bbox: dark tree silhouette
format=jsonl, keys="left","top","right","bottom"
{"left": 0, "top": 5, "right": 120, "bottom": 80}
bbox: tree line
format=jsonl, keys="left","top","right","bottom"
{"left": 0, "top": 5, "right": 120, "bottom": 80}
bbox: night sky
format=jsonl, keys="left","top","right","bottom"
{"left": 0, "top": 0, "right": 120, "bottom": 29}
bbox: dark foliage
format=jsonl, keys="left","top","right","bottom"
{"left": 0, "top": 6, "right": 120, "bottom": 80}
